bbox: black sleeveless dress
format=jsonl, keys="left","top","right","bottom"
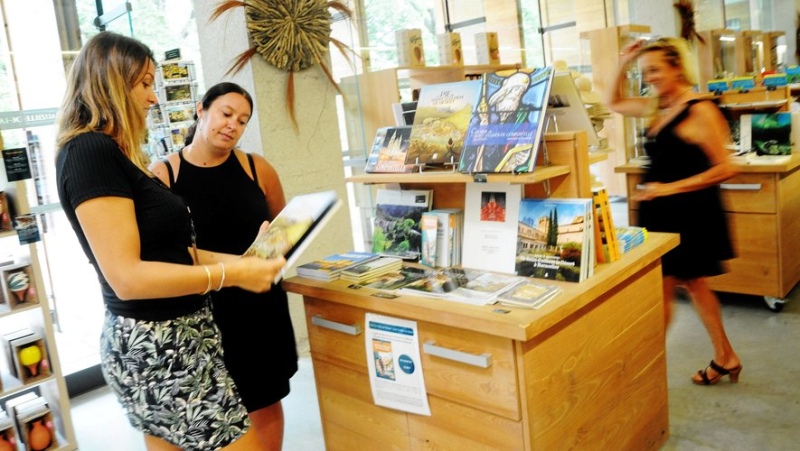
{"left": 168, "top": 150, "right": 298, "bottom": 412}
{"left": 640, "top": 99, "right": 734, "bottom": 279}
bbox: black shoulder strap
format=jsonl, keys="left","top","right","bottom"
{"left": 161, "top": 158, "right": 175, "bottom": 187}
{"left": 247, "top": 153, "right": 259, "bottom": 185}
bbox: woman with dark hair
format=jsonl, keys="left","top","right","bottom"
{"left": 151, "top": 82, "right": 297, "bottom": 450}
{"left": 606, "top": 37, "right": 741, "bottom": 386}
{"left": 56, "top": 32, "right": 284, "bottom": 450}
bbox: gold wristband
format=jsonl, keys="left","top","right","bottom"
{"left": 201, "top": 265, "right": 212, "bottom": 295}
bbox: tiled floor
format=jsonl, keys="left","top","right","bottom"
{"left": 70, "top": 199, "right": 800, "bottom": 449}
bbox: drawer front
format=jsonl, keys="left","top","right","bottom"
{"left": 719, "top": 174, "right": 776, "bottom": 213}
{"left": 706, "top": 212, "right": 780, "bottom": 296}
{"left": 408, "top": 395, "right": 524, "bottom": 451}
{"left": 314, "top": 359, "right": 410, "bottom": 450}
{"left": 419, "top": 321, "right": 520, "bottom": 420}
{"left": 628, "top": 174, "right": 776, "bottom": 214}
{"left": 305, "top": 297, "right": 368, "bottom": 371}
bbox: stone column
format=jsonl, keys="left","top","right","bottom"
{"left": 194, "top": 2, "right": 354, "bottom": 352}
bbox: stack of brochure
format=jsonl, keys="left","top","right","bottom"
{"left": 497, "top": 281, "right": 562, "bottom": 309}
{"left": 296, "top": 251, "right": 378, "bottom": 281}
{"left": 340, "top": 257, "right": 403, "bottom": 283}
{"left": 615, "top": 227, "right": 648, "bottom": 254}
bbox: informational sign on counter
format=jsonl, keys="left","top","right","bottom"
{"left": 364, "top": 313, "right": 431, "bottom": 416}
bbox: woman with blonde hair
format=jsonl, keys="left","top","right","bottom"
{"left": 605, "top": 37, "right": 742, "bottom": 386}
{"left": 56, "top": 31, "right": 284, "bottom": 450}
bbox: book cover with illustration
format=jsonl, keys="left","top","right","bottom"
{"left": 461, "top": 183, "right": 522, "bottom": 274}
{"left": 515, "top": 198, "right": 592, "bottom": 282}
{"left": 398, "top": 268, "right": 468, "bottom": 298}
{"left": 364, "top": 127, "right": 388, "bottom": 173}
{"left": 372, "top": 339, "right": 396, "bottom": 380}
{"left": 459, "top": 67, "right": 554, "bottom": 173}
{"left": 243, "top": 191, "right": 341, "bottom": 276}
{"left": 360, "top": 266, "right": 432, "bottom": 291}
{"left": 446, "top": 271, "right": 523, "bottom": 305}
{"left": 405, "top": 80, "right": 482, "bottom": 165}
{"left": 741, "top": 113, "right": 793, "bottom": 156}
{"left": 372, "top": 189, "right": 432, "bottom": 260}
{"left": 497, "top": 281, "right": 562, "bottom": 309}
{"left": 373, "top": 126, "right": 414, "bottom": 173}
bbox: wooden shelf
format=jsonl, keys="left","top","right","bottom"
{"left": 347, "top": 164, "right": 570, "bottom": 185}
{"left": 0, "top": 302, "right": 40, "bottom": 319}
{"left": 0, "top": 373, "right": 57, "bottom": 399}
{"left": 0, "top": 229, "right": 17, "bottom": 239}
{"left": 588, "top": 149, "right": 612, "bottom": 164}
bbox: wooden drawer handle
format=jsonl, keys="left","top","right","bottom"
{"left": 311, "top": 315, "right": 362, "bottom": 336}
{"left": 423, "top": 341, "right": 492, "bottom": 368}
{"left": 720, "top": 183, "right": 762, "bottom": 191}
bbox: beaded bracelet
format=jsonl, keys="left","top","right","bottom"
{"left": 201, "top": 265, "right": 212, "bottom": 295}
{"left": 215, "top": 262, "right": 226, "bottom": 291}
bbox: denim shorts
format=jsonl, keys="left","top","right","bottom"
{"left": 100, "top": 301, "right": 250, "bottom": 450}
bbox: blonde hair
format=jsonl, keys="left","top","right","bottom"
{"left": 642, "top": 37, "right": 698, "bottom": 86}
{"left": 56, "top": 32, "right": 154, "bottom": 172}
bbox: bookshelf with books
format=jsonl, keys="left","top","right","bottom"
{"left": 284, "top": 122, "right": 682, "bottom": 448}
{"left": 0, "top": 179, "right": 76, "bottom": 450}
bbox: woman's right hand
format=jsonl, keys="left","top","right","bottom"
{"left": 226, "top": 256, "right": 286, "bottom": 292}
{"left": 619, "top": 39, "right": 647, "bottom": 66}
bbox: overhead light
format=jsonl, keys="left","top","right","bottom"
{"left": 719, "top": 36, "right": 736, "bottom": 42}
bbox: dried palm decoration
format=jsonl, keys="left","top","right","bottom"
{"left": 674, "top": 0, "right": 705, "bottom": 44}
{"left": 212, "top": 0, "right": 354, "bottom": 131}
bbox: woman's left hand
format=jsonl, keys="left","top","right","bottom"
{"left": 634, "top": 182, "right": 670, "bottom": 201}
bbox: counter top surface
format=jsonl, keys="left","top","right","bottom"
{"left": 616, "top": 153, "right": 800, "bottom": 174}
{"left": 283, "top": 232, "right": 679, "bottom": 342}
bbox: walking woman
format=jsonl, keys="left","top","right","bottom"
{"left": 605, "top": 37, "right": 742, "bottom": 385}
{"left": 56, "top": 32, "right": 285, "bottom": 449}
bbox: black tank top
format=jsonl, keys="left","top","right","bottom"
{"left": 170, "top": 150, "right": 270, "bottom": 256}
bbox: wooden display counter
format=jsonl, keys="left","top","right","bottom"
{"left": 616, "top": 154, "right": 800, "bottom": 307}
{"left": 283, "top": 233, "right": 679, "bottom": 450}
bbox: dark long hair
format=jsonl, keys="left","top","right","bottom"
{"left": 185, "top": 82, "right": 254, "bottom": 145}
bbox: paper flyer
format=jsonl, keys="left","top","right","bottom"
{"left": 364, "top": 313, "right": 431, "bottom": 416}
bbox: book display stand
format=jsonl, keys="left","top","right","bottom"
{"left": 0, "top": 175, "right": 76, "bottom": 450}
{"left": 148, "top": 59, "right": 198, "bottom": 156}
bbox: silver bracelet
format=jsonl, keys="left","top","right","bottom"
{"left": 215, "top": 262, "right": 226, "bottom": 291}
{"left": 201, "top": 265, "right": 212, "bottom": 295}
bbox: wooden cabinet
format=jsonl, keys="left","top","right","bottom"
{"left": 285, "top": 129, "right": 678, "bottom": 449}
{"left": 615, "top": 155, "right": 800, "bottom": 306}
{"left": 285, "top": 233, "right": 678, "bottom": 450}
{"left": 0, "top": 180, "right": 76, "bottom": 450}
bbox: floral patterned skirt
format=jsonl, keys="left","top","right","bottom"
{"left": 100, "top": 302, "right": 250, "bottom": 450}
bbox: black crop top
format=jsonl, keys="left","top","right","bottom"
{"left": 56, "top": 132, "right": 204, "bottom": 321}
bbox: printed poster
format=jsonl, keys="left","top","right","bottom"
{"left": 364, "top": 313, "right": 431, "bottom": 416}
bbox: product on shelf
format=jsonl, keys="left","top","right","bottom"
{"left": 10, "top": 333, "right": 50, "bottom": 384}
{"left": 459, "top": 67, "right": 554, "bottom": 173}
{"left": 371, "top": 189, "right": 433, "bottom": 261}
{"left": 395, "top": 29, "right": 425, "bottom": 67}
{"left": 437, "top": 32, "right": 463, "bottom": 66}
{"left": 0, "top": 264, "right": 38, "bottom": 309}
{"left": 475, "top": 32, "right": 500, "bottom": 65}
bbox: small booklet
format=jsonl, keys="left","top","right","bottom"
{"left": 497, "top": 281, "right": 562, "bottom": 309}
{"left": 243, "top": 191, "right": 342, "bottom": 279}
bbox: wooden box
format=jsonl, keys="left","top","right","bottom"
{"left": 0, "top": 263, "right": 38, "bottom": 308}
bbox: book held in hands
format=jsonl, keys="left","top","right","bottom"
{"left": 243, "top": 190, "right": 341, "bottom": 277}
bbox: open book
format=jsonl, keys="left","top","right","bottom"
{"left": 243, "top": 190, "right": 341, "bottom": 279}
